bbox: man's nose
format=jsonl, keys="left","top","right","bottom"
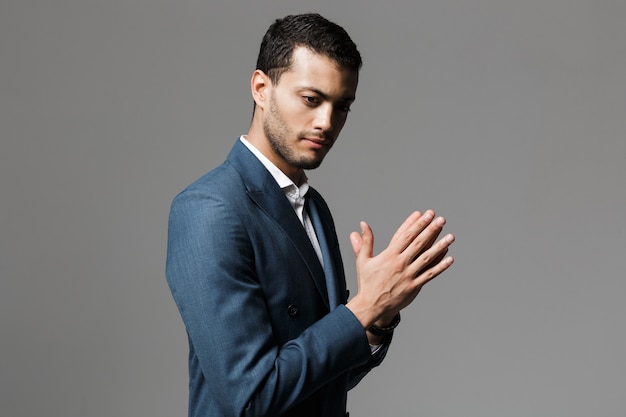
{"left": 312, "top": 104, "right": 334, "bottom": 132}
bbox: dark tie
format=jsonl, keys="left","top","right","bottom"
{"left": 306, "top": 196, "right": 340, "bottom": 309}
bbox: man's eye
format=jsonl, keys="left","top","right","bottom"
{"left": 339, "top": 105, "right": 351, "bottom": 113}
{"left": 303, "top": 96, "right": 318, "bottom": 105}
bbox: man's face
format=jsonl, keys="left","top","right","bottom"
{"left": 262, "top": 47, "right": 358, "bottom": 178}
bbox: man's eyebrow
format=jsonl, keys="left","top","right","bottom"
{"left": 301, "top": 86, "right": 355, "bottom": 102}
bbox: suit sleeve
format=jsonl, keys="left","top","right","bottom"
{"left": 166, "top": 187, "right": 374, "bottom": 416}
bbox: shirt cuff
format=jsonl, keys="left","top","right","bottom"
{"left": 369, "top": 343, "right": 382, "bottom": 355}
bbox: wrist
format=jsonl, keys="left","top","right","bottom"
{"left": 368, "top": 312, "right": 401, "bottom": 336}
{"left": 374, "top": 312, "right": 399, "bottom": 328}
{"left": 345, "top": 297, "right": 381, "bottom": 329}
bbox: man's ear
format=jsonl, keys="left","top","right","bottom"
{"left": 251, "top": 70, "right": 270, "bottom": 110}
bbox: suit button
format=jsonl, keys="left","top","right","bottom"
{"left": 287, "top": 304, "right": 298, "bottom": 317}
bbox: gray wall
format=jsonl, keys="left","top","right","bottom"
{"left": 2, "top": 1, "right": 625, "bottom": 416}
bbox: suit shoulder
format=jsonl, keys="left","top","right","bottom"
{"left": 173, "top": 160, "right": 243, "bottom": 202}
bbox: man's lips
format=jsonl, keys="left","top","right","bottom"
{"left": 302, "top": 137, "right": 331, "bottom": 148}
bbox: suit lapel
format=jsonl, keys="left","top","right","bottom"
{"left": 226, "top": 140, "right": 330, "bottom": 308}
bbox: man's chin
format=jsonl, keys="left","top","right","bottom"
{"left": 294, "top": 157, "right": 325, "bottom": 171}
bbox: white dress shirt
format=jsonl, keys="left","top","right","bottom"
{"left": 240, "top": 136, "right": 324, "bottom": 267}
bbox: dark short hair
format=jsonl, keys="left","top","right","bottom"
{"left": 256, "top": 13, "right": 362, "bottom": 84}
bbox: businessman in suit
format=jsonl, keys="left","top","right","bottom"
{"left": 166, "top": 13, "right": 455, "bottom": 417}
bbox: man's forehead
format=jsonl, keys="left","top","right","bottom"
{"left": 280, "top": 48, "right": 358, "bottom": 94}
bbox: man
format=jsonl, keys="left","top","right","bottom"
{"left": 166, "top": 13, "right": 454, "bottom": 417}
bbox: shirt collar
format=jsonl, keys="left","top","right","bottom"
{"left": 240, "top": 136, "right": 310, "bottom": 198}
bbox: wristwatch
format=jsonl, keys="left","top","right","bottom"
{"left": 367, "top": 313, "right": 401, "bottom": 336}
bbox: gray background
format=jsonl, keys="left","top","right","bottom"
{"left": 2, "top": 1, "right": 625, "bottom": 416}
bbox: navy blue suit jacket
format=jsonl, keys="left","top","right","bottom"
{"left": 166, "top": 140, "right": 390, "bottom": 417}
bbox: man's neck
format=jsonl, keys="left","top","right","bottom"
{"left": 243, "top": 131, "right": 304, "bottom": 185}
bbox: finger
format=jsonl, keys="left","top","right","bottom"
{"left": 388, "top": 211, "right": 422, "bottom": 243}
{"left": 355, "top": 221, "right": 374, "bottom": 260}
{"left": 411, "top": 233, "right": 455, "bottom": 281}
{"left": 350, "top": 231, "right": 362, "bottom": 257}
{"left": 423, "top": 247, "right": 448, "bottom": 270}
{"left": 388, "top": 210, "right": 434, "bottom": 253}
{"left": 403, "top": 215, "right": 445, "bottom": 259}
{"left": 414, "top": 255, "right": 454, "bottom": 287}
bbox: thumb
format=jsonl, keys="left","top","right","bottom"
{"left": 350, "top": 231, "right": 362, "bottom": 257}
{"left": 351, "top": 221, "right": 374, "bottom": 260}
